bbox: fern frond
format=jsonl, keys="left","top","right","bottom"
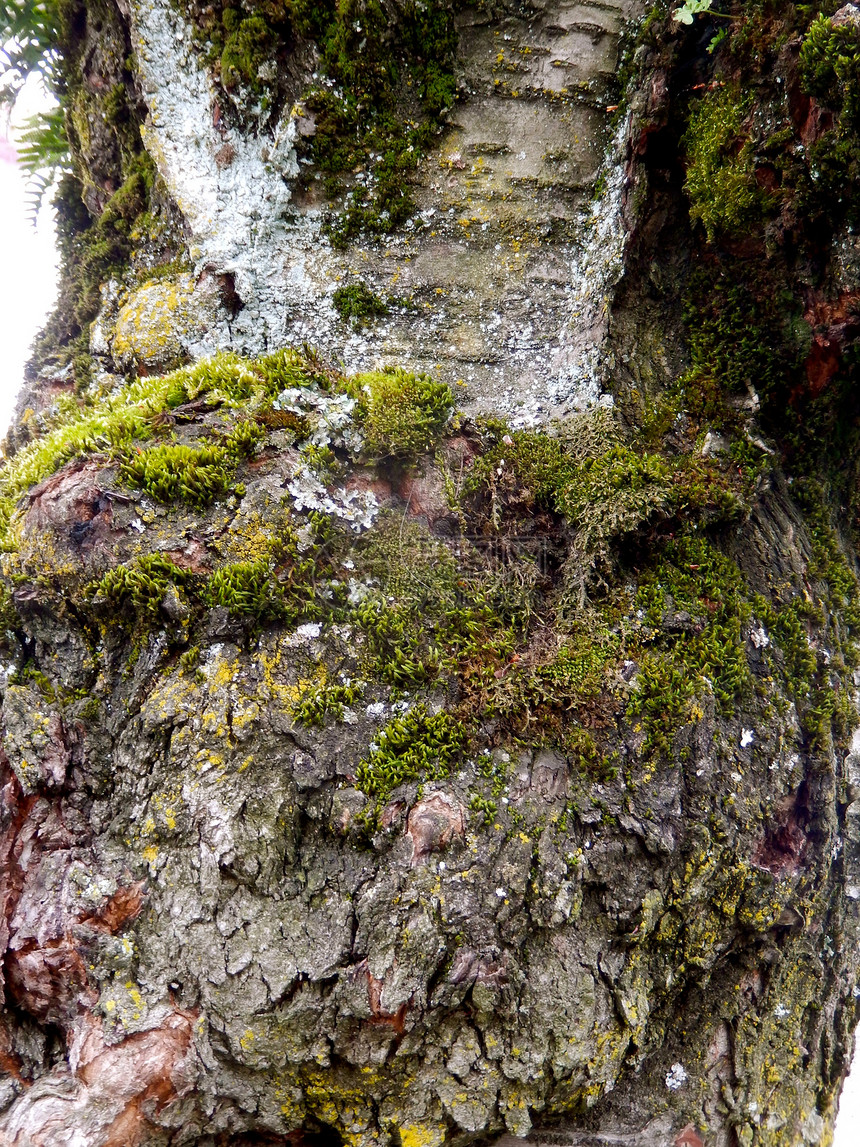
{"left": 0, "top": 1, "right": 62, "bottom": 106}
{"left": 17, "top": 106, "right": 71, "bottom": 223}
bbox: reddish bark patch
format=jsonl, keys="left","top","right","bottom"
{"left": 5, "top": 937, "right": 91, "bottom": 1023}
{"left": 366, "top": 972, "right": 408, "bottom": 1035}
{"left": 80, "top": 882, "right": 146, "bottom": 934}
{"left": 351, "top": 960, "right": 410, "bottom": 1035}
{"left": 342, "top": 472, "right": 393, "bottom": 502}
{"left": 406, "top": 793, "right": 465, "bottom": 864}
{"left": 752, "top": 792, "right": 808, "bottom": 875}
{"left": 162, "top": 537, "right": 212, "bottom": 575}
{"left": 806, "top": 334, "right": 842, "bottom": 396}
{"left": 798, "top": 289, "right": 860, "bottom": 400}
{"left": 22, "top": 459, "right": 113, "bottom": 551}
{"left": 674, "top": 1126, "right": 705, "bottom": 1147}
{"left": 0, "top": 753, "right": 36, "bottom": 1001}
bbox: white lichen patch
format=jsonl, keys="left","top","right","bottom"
{"left": 665, "top": 1062, "right": 688, "bottom": 1091}
{"left": 129, "top": 0, "right": 307, "bottom": 356}
{"left": 274, "top": 384, "right": 363, "bottom": 453}
{"left": 286, "top": 463, "right": 378, "bottom": 532}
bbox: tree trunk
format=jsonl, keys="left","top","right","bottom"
{"left": 2, "top": 1, "right": 860, "bottom": 1145}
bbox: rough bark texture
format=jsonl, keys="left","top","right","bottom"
{"left": 4, "top": 1, "right": 860, "bottom": 1146}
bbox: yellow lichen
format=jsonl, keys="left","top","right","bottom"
{"left": 112, "top": 273, "right": 219, "bottom": 371}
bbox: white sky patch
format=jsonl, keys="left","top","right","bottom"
{"left": 0, "top": 81, "right": 60, "bottom": 435}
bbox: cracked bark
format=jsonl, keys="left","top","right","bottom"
{"left": 2, "top": 1, "right": 860, "bottom": 1146}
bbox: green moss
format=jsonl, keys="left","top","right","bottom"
{"left": 30, "top": 153, "right": 158, "bottom": 383}
{"left": 355, "top": 705, "right": 469, "bottom": 803}
{"left": 678, "top": 263, "right": 804, "bottom": 431}
{"left": 292, "top": 678, "right": 361, "bottom": 726}
{"left": 332, "top": 282, "right": 389, "bottom": 328}
{"left": 800, "top": 13, "right": 860, "bottom": 125}
{"left": 481, "top": 624, "right": 621, "bottom": 744}
{"left": 88, "top": 554, "right": 189, "bottom": 626}
{"left": 184, "top": 0, "right": 457, "bottom": 242}
{"left": 220, "top": 11, "right": 278, "bottom": 91}
{"left": 463, "top": 429, "right": 568, "bottom": 510}
{"left": 179, "top": 645, "right": 200, "bottom": 672}
{"left": 8, "top": 665, "right": 58, "bottom": 701}
{"left": 204, "top": 560, "right": 286, "bottom": 620}
{"left": 349, "top": 367, "right": 454, "bottom": 458}
{"left": 0, "top": 347, "right": 349, "bottom": 545}
{"left": 469, "top": 791, "right": 498, "bottom": 826}
{"left": 119, "top": 441, "right": 235, "bottom": 506}
{"left": 205, "top": 512, "right": 341, "bottom": 629}
{"left": 683, "top": 86, "right": 765, "bottom": 242}
{"left": 630, "top": 535, "right": 752, "bottom": 757}
{"left": 353, "top": 596, "right": 439, "bottom": 688}
{"left": 462, "top": 423, "right": 747, "bottom": 585}
{"left": 296, "top": 0, "right": 458, "bottom": 244}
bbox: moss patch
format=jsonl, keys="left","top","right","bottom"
{"left": 332, "top": 282, "right": 389, "bottom": 328}
{"left": 292, "top": 0, "right": 458, "bottom": 244}
{"left": 348, "top": 367, "right": 455, "bottom": 458}
{"left": 355, "top": 705, "right": 469, "bottom": 803}
{"left": 683, "top": 86, "right": 766, "bottom": 243}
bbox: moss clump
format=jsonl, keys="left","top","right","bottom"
{"left": 332, "top": 282, "right": 389, "bottom": 328}
{"left": 89, "top": 418, "right": 259, "bottom": 511}
{"left": 462, "top": 429, "right": 674, "bottom": 542}
{"left": 800, "top": 14, "right": 860, "bottom": 126}
{"left": 204, "top": 560, "right": 286, "bottom": 621}
{"left": 797, "top": 14, "right": 860, "bottom": 226}
{"left": 480, "top": 624, "right": 620, "bottom": 744}
{"left": 629, "top": 535, "right": 752, "bottom": 757}
{"left": 220, "top": 10, "right": 278, "bottom": 91}
{"left": 355, "top": 705, "right": 469, "bottom": 802}
{"left": 350, "top": 367, "right": 454, "bottom": 458}
{"left": 463, "top": 429, "right": 568, "bottom": 510}
{"left": 119, "top": 441, "right": 234, "bottom": 506}
{"left": 185, "top": 0, "right": 457, "bottom": 242}
{"left": 205, "top": 514, "right": 336, "bottom": 628}
{"left": 89, "top": 554, "right": 189, "bottom": 625}
{"left": 187, "top": 2, "right": 290, "bottom": 102}
{"left": 295, "top": 0, "right": 458, "bottom": 244}
{"left": 353, "top": 596, "right": 439, "bottom": 688}
{"left": 461, "top": 424, "right": 747, "bottom": 593}
{"left": 292, "top": 678, "right": 361, "bottom": 726}
{"left": 678, "top": 264, "right": 805, "bottom": 432}
{"left": 0, "top": 346, "right": 361, "bottom": 546}
{"left": 29, "top": 154, "right": 158, "bottom": 383}
{"left": 683, "top": 87, "right": 765, "bottom": 242}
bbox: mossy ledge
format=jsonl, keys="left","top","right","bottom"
{"left": 6, "top": 0, "right": 860, "bottom": 1143}
{"left": 0, "top": 329, "right": 858, "bottom": 1142}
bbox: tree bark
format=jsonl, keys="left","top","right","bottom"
{"left": 2, "top": 2, "right": 860, "bottom": 1146}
